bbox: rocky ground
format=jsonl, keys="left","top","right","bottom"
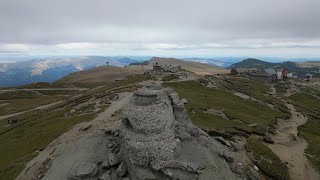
{"left": 16, "top": 92, "right": 132, "bottom": 180}
{"left": 37, "top": 84, "right": 244, "bottom": 180}
{"left": 9, "top": 74, "right": 320, "bottom": 180}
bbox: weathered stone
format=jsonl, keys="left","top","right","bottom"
{"left": 186, "top": 124, "right": 199, "bottom": 137}
{"left": 108, "top": 153, "right": 119, "bottom": 166}
{"left": 176, "top": 126, "right": 192, "bottom": 140}
{"left": 223, "top": 151, "right": 234, "bottom": 162}
{"left": 44, "top": 85, "right": 237, "bottom": 180}
{"left": 121, "top": 85, "right": 236, "bottom": 179}
{"left": 246, "top": 166, "right": 261, "bottom": 180}
{"left": 215, "top": 136, "right": 230, "bottom": 147}
{"left": 113, "top": 132, "right": 119, "bottom": 137}
{"left": 99, "top": 172, "right": 111, "bottom": 180}
{"left": 205, "top": 128, "right": 233, "bottom": 138}
{"left": 110, "top": 170, "right": 118, "bottom": 180}
{"left": 102, "top": 160, "right": 110, "bottom": 169}
{"left": 80, "top": 123, "right": 92, "bottom": 131}
{"left": 105, "top": 128, "right": 112, "bottom": 134}
{"left": 230, "top": 163, "right": 244, "bottom": 175}
{"left": 230, "top": 141, "right": 241, "bottom": 152}
{"left": 107, "top": 143, "right": 114, "bottom": 148}
{"left": 180, "top": 98, "right": 188, "bottom": 104}
{"left": 113, "top": 147, "right": 120, "bottom": 154}
{"left": 116, "top": 162, "right": 127, "bottom": 177}
{"left": 69, "top": 162, "right": 98, "bottom": 178}
{"left": 129, "top": 165, "right": 156, "bottom": 180}
{"left": 162, "top": 168, "right": 198, "bottom": 180}
{"left": 263, "top": 136, "right": 274, "bottom": 144}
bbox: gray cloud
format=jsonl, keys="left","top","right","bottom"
{"left": 0, "top": 0, "right": 319, "bottom": 56}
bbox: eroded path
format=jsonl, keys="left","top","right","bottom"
{"left": 267, "top": 103, "right": 319, "bottom": 180}
{"left": 16, "top": 92, "right": 132, "bottom": 180}
{"left": 0, "top": 100, "right": 64, "bottom": 120}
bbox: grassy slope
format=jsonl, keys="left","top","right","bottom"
{"left": 165, "top": 80, "right": 287, "bottom": 133}
{"left": 0, "top": 96, "right": 63, "bottom": 116}
{"left": 0, "top": 108, "right": 95, "bottom": 180}
{"left": 289, "top": 93, "right": 320, "bottom": 171}
{"left": 0, "top": 74, "right": 152, "bottom": 179}
{"left": 246, "top": 138, "right": 289, "bottom": 180}
{"left": 165, "top": 79, "right": 290, "bottom": 178}
{"left": 0, "top": 91, "right": 40, "bottom": 100}
{"left": 161, "top": 74, "right": 179, "bottom": 82}
{"left": 223, "top": 77, "right": 290, "bottom": 115}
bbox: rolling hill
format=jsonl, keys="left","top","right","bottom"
{"left": 55, "top": 65, "right": 144, "bottom": 87}
{"left": 231, "top": 58, "right": 320, "bottom": 77}
{"left": 146, "top": 57, "right": 229, "bottom": 75}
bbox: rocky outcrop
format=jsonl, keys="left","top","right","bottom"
{"left": 117, "top": 84, "right": 235, "bottom": 179}
{"left": 42, "top": 84, "right": 236, "bottom": 180}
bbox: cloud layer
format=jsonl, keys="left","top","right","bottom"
{"left": 0, "top": 0, "right": 319, "bottom": 57}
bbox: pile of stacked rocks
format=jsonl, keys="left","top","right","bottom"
{"left": 43, "top": 84, "right": 236, "bottom": 180}
{"left": 118, "top": 84, "right": 235, "bottom": 180}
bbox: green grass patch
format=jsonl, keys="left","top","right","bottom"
{"left": 36, "top": 90, "right": 79, "bottom": 96}
{"left": 56, "top": 74, "right": 153, "bottom": 88}
{"left": 0, "top": 96, "right": 64, "bottom": 116}
{"left": 14, "top": 82, "right": 62, "bottom": 89}
{"left": 161, "top": 74, "right": 179, "bottom": 81}
{"left": 246, "top": 137, "right": 289, "bottom": 180}
{"left": 289, "top": 93, "right": 320, "bottom": 118}
{"left": 92, "top": 74, "right": 152, "bottom": 94}
{"left": 0, "top": 108, "right": 96, "bottom": 179}
{"left": 274, "top": 86, "right": 287, "bottom": 94}
{"left": 165, "top": 81, "right": 287, "bottom": 133}
{"left": 0, "top": 91, "right": 40, "bottom": 100}
{"left": 224, "top": 77, "right": 290, "bottom": 115}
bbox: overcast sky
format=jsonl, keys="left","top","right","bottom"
{"left": 0, "top": 0, "right": 319, "bottom": 58}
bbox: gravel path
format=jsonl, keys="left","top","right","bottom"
{"left": 266, "top": 103, "right": 319, "bottom": 180}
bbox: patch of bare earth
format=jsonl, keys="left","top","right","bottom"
{"left": 266, "top": 103, "right": 319, "bottom": 180}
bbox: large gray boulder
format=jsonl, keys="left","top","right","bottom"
{"left": 42, "top": 84, "right": 236, "bottom": 180}
{"left": 119, "top": 84, "right": 235, "bottom": 179}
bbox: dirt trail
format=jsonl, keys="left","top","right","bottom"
{"left": 16, "top": 92, "right": 132, "bottom": 180}
{"left": 267, "top": 103, "right": 319, "bottom": 180}
{"left": 0, "top": 100, "right": 64, "bottom": 120}
{"left": 0, "top": 88, "right": 88, "bottom": 93}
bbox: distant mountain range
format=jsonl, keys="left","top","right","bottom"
{"left": 1, "top": 55, "right": 320, "bottom": 87}
{"left": 230, "top": 58, "right": 320, "bottom": 77}
{"left": 0, "top": 56, "right": 149, "bottom": 87}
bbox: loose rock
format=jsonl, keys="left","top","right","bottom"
{"left": 102, "top": 160, "right": 110, "bottom": 169}
{"left": 99, "top": 172, "right": 111, "bottom": 180}
{"left": 223, "top": 151, "right": 234, "bottom": 162}
{"left": 69, "top": 163, "right": 98, "bottom": 178}
{"left": 80, "top": 123, "right": 92, "bottom": 131}
{"left": 180, "top": 98, "right": 188, "bottom": 104}
{"left": 108, "top": 153, "right": 119, "bottom": 166}
{"left": 263, "top": 136, "right": 274, "bottom": 144}
{"left": 116, "top": 162, "right": 127, "bottom": 177}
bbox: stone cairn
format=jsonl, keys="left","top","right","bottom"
{"left": 68, "top": 84, "right": 235, "bottom": 180}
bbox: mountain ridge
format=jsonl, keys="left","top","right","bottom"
{"left": 231, "top": 58, "right": 320, "bottom": 77}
